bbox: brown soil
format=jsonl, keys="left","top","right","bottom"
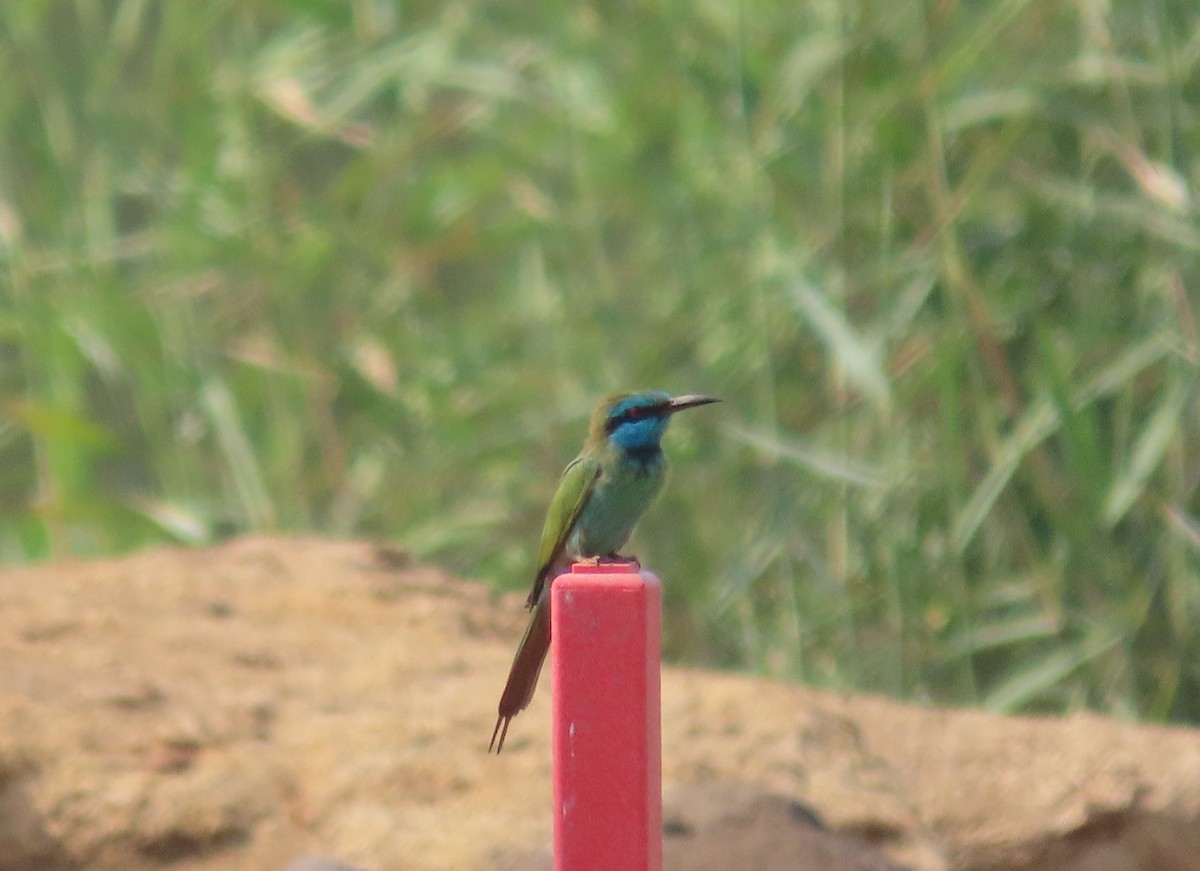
{"left": 1, "top": 536, "right": 1198, "bottom": 871}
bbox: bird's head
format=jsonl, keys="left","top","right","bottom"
{"left": 588, "top": 391, "right": 720, "bottom": 454}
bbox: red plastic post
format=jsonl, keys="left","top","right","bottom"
{"left": 552, "top": 562, "right": 662, "bottom": 871}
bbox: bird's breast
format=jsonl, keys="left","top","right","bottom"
{"left": 568, "top": 455, "right": 665, "bottom": 558}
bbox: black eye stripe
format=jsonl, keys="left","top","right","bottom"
{"left": 605, "top": 404, "right": 658, "bottom": 433}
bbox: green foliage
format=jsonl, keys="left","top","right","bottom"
{"left": 2, "top": 0, "right": 1200, "bottom": 721}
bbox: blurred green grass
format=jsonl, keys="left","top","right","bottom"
{"left": 3, "top": 0, "right": 1200, "bottom": 721}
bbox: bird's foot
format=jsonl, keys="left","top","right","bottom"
{"left": 574, "top": 553, "right": 641, "bottom": 568}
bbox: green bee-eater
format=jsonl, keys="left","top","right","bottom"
{"left": 490, "top": 391, "right": 719, "bottom": 752}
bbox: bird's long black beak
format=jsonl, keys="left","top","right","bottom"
{"left": 666, "top": 394, "right": 720, "bottom": 414}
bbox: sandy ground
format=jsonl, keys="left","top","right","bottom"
{"left": 2, "top": 536, "right": 1199, "bottom": 871}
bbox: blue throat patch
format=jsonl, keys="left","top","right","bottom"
{"left": 609, "top": 414, "right": 669, "bottom": 453}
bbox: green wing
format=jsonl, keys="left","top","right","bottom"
{"left": 525, "top": 453, "right": 601, "bottom": 608}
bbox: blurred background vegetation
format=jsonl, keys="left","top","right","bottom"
{"left": 2, "top": 0, "right": 1200, "bottom": 722}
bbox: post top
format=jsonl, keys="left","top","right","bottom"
{"left": 569, "top": 560, "right": 641, "bottom": 574}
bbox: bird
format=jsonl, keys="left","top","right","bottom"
{"left": 490, "top": 390, "right": 719, "bottom": 753}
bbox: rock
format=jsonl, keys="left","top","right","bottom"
{"left": 0, "top": 536, "right": 1198, "bottom": 871}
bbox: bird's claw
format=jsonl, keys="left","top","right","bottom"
{"left": 574, "top": 553, "right": 641, "bottom": 568}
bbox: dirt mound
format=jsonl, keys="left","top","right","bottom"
{"left": 1, "top": 537, "right": 1198, "bottom": 870}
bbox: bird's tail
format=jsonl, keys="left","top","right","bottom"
{"left": 490, "top": 600, "right": 551, "bottom": 753}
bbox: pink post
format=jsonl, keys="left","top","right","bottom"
{"left": 551, "top": 562, "right": 662, "bottom": 871}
